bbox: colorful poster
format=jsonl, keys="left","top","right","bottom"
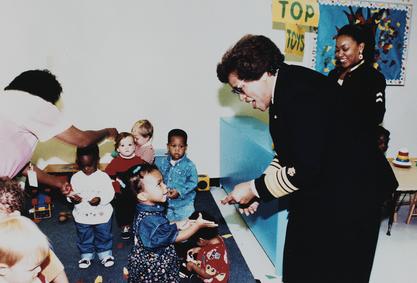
{"left": 313, "top": 0, "right": 412, "bottom": 85}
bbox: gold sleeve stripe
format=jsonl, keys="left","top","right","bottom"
{"left": 264, "top": 166, "right": 299, "bottom": 198}
{"left": 263, "top": 158, "right": 281, "bottom": 175}
{"left": 270, "top": 159, "right": 281, "bottom": 168}
{"left": 276, "top": 171, "right": 293, "bottom": 193}
{"left": 269, "top": 163, "right": 281, "bottom": 170}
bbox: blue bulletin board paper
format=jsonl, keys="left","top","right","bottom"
{"left": 313, "top": 0, "right": 412, "bottom": 85}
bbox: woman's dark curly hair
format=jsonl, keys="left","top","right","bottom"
{"left": 0, "top": 178, "right": 24, "bottom": 214}
{"left": 217, "top": 34, "right": 285, "bottom": 83}
{"left": 4, "top": 69, "right": 63, "bottom": 104}
{"left": 336, "top": 24, "right": 376, "bottom": 64}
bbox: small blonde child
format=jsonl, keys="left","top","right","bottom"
{"left": 127, "top": 164, "right": 217, "bottom": 283}
{"left": 0, "top": 178, "right": 68, "bottom": 283}
{"left": 0, "top": 215, "right": 50, "bottom": 283}
{"left": 131, "top": 119, "right": 155, "bottom": 164}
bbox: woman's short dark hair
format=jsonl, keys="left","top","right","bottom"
{"left": 4, "top": 69, "right": 62, "bottom": 104}
{"left": 217, "top": 34, "right": 285, "bottom": 83}
{"left": 336, "top": 24, "right": 376, "bottom": 64}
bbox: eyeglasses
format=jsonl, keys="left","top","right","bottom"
{"left": 231, "top": 82, "right": 245, "bottom": 95}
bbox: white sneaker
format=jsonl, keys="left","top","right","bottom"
{"left": 78, "top": 258, "right": 91, "bottom": 269}
{"left": 101, "top": 256, "right": 115, "bottom": 268}
{"left": 121, "top": 226, "right": 131, "bottom": 240}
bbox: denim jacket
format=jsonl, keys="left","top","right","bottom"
{"left": 134, "top": 203, "right": 178, "bottom": 252}
{"left": 155, "top": 155, "right": 198, "bottom": 221}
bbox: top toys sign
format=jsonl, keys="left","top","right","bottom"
{"left": 272, "top": 0, "right": 319, "bottom": 27}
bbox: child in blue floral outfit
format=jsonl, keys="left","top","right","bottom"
{"left": 127, "top": 164, "right": 217, "bottom": 282}
{"left": 155, "top": 128, "right": 198, "bottom": 222}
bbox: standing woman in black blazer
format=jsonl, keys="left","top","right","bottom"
{"left": 329, "top": 24, "right": 398, "bottom": 206}
{"left": 329, "top": 23, "right": 385, "bottom": 132}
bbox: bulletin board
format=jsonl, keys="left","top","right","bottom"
{"left": 312, "top": 0, "right": 412, "bottom": 85}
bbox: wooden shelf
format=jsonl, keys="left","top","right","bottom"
{"left": 44, "top": 163, "right": 108, "bottom": 174}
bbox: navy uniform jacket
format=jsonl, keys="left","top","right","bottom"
{"left": 329, "top": 62, "right": 398, "bottom": 204}
{"left": 329, "top": 61, "right": 386, "bottom": 129}
{"left": 253, "top": 63, "right": 397, "bottom": 282}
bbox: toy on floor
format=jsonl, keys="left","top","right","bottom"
{"left": 31, "top": 192, "right": 52, "bottom": 221}
{"left": 58, "top": 211, "right": 72, "bottom": 223}
{"left": 197, "top": 174, "right": 210, "bottom": 191}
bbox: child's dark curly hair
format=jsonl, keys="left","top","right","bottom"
{"left": 129, "top": 163, "right": 160, "bottom": 194}
{"left": 0, "top": 178, "right": 24, "bottom": 214}
{"left": 115, "top": 132, "right": 135, "bottom": 150}
{"left": 76, "top": 144, "right": 99, "bottom": 162}
{"left": 168, "top": 128, "right": 188, "bottom": 145}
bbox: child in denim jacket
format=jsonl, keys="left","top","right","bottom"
{"left": 127, "top": 164, "right": 217, "bottom": 283}
{"left": 155, "top": 129, "right": 198, "bottom": 222}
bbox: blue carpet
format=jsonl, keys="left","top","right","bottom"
{"left": 30, "top": 189, "right": 255, "bottom": 282}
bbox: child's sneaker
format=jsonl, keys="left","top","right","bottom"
{"left": 78, "top": 258, "right": 91, "bottom": 269}
{"left": 121, "top": 226, "right": 130, "bottom": 240}
{"left": 101, "top": 256, "right": 115, "bottom": 268}
{"left": 179, "top": 262, "right": 191, "bottom": 279}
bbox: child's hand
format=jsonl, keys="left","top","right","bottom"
{"left": 69, "top": 194, "right": 82, "bottom": 204}
{"left": 61, "top": 182, "right": 73, "bottom": 196}
{"left": 176, "top": 219, "right": 192, "bottom": 230}
{"left": 89, "top": 197, "right": 101, "bottom": 206}
{"left": 167, "top": 189, "right": 179, "bottom": 199}
{"left": 186, "top": 248, "right": 200, "bottom": 262}
{"left": 195, "top": 213, "right": 218, "bottom": 228}
{"left": 186, "top": 261, "right": 195, "bottom": 272}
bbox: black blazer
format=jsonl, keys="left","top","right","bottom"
{"left": 329, "top": 62, "right": 397, "bottom": 203}
{"left": 254, "top": 63, "right": 397, "bottom": 281}
{"left": 328, "top": 62, "right": 386, "bottom": 130}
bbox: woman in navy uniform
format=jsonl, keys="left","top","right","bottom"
{"left": 329, "top": 24, "right": 398, "bottom": 209}
{"left": 218, "top": 34, "right": 397, "bottom": 282}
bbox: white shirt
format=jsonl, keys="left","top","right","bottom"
{"left": 69, "top": 170, "right": 114, "bottom": 224}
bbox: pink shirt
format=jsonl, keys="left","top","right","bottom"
{"left": 134, "top": 141, "right": 155, "bottom": 164}
{"left": 0, "top": 90, "right": 71, "bottom": 178}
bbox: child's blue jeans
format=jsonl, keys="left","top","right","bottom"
{"left": 75, "top": 218, "right": 113, "bottom": 260}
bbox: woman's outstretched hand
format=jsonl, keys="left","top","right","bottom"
{"left": 221, "top": 181, "right": 260, "bottom": 215}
